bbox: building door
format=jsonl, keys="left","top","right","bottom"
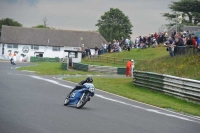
{"left": 35, "top": 52, "right": 44, "bottom": 57}
{"left": 39, "top": 53, "right": 43, "bottom": 57}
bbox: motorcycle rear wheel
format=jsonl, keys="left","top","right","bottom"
{"left": 76, "top": 94, "right": 89, "bottom": 109}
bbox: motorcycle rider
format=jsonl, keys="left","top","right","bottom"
{"left": 66, "top": 77, "right": 93, "bottom": 99}
{"left": 10, "top": 57, "right": 16, "bottom": 65}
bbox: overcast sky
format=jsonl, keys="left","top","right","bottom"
{"left": 0, "top": 0, "right": 178, "bottom": 39}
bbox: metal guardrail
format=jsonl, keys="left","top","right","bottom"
{"left": 30, "top": 57, "right": 59, "bottom": 62}
{"left": 73, "top": 63, "right": 126, "bottom": 75}
{"left": 133, "top": 70, "right": 200, "bottom": 103}
{"left": 73, "top": 63, "right": 89, "bottom": 71}
{"left": 88, "top": 65, "right": 118, "bottom": 74}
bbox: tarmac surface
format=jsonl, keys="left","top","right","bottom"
{"left": 0, "top": 61, "right": 200, "bottom": 133}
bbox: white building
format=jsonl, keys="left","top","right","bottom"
{"left": 0, "top": 26, "right": 107, "bottom": 62}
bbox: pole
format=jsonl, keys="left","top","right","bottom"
{"left": 176, "top": 14, "right": 177, "bottom": 34}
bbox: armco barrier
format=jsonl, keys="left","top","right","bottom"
{"left": 117, "top": 67, "right": 126, "bottom": 75}
{"left": 133, "top": 70, "right": 200, "bottom": 103}
{"left": 61, "top": 63, "right": 68, "bottom": 70}
{"left": 88, "top": 65, "right": 117, "bottom": 74}
{"left": 73, "top": 63, "right": 89, "bottom": 71}
{"left": 30, "top": 57, "right": 59, "bottom": 62}
{"left": 73, "top": 63, "right": 125, "bottom": 75}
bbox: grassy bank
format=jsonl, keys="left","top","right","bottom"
{"left": 137, "top": 54, "right": 200, "bottom": 80}
{"left": 82, "top": 46, "right": 168, "bottom": 67}
{"left": 82, "top": 46, "right": 200, "bottom": 80}
{"left": 64, "top": 76, "right": 200, "bottom": 116}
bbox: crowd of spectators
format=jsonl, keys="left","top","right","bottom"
{"left": 164, "top": 30, "right": 200, "bottom": 57}
{"left": 81, "top": 29, "right": 200, "bottom": 58}
{"left": 82, "top": 39, "right": 123, "bottom": 58}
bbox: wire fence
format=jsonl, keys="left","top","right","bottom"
{"left": 87, "top": 56, "right": 132, "bottom": 65}
{"left": 176, "top": 45, "right": 199, "bottom": 55}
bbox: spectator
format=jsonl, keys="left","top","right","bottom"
{"left": 183, "top": 36, "right": 187, "bottom": 45}
{"left": 125, "top": 37, "right": 130, "bottom": 46}
{"left": 108, "top": 42, "right": 111, "bottom": 53}
{"left": 173, "top": 37, "right": 184, "bottom": 56}
{"left": 85, "top": 47, "right": 90, "bottom": 58}
{"left": 126, "top": 59, "right": 132, "bottom": 77}
{"left": 140, "top": 41, "right": 146, "bottom": 49}
{"left": 135, "top": 37, "right": 139, "bottom": 48}
{"left": 129, "top": 38, "right": 133, "bottom": 48}
{"left": 154, "top": 32, "right": 158, "bottom": 40}
{"left": 164, "top": 32, "right": 168, "bottom": 42}
{"left": 171, "top": 32, "right": 175, "bottom": 40}
{"left": 197, "top": 36, "right": 200, "bottom": 52}
{"left": 152, "top": 37, "right": 158, "bottom": 48}
{"left": 118, "top": 45, "right": 122, "bottom": 52}
{"left": 131, "top": 60, "right": 134, "bottom": 77}
{"left": 191, "top": 35, "right": 197, "bottom": 47}
{"left": 94, "top": 45, "right": 98, "bottom": 56}
{"left": 116, "top": 40, "right": 119, "bottom": 46}
{"left": 147, "top": 35, "right": 151, "bottom": 47}
{"left": 101, "top": 44, "right": 105, "bottom": 54}
{"left": 158, "top": 32, "right": 163, "bottom": 44}
{"left": 164, "top": 37, "right": 175, "bottom": 57}
{"left": 186, "top": 35, "right": 193, "bottom": 45}
{"left": 104, "top": 43, "right": 107, "bottom": 53}
{"left": 173, "top": 30, "right": 176, "bottom": 38}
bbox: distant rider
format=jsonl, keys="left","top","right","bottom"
{"left": 66, "top": 77, "right": 93, "bottom": 99}
{"left": 10, "top": 57, "right": 15, "bottom": 65}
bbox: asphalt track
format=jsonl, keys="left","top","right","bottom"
{"left": 0, "top": 62, "right": 200, "bottom": 133}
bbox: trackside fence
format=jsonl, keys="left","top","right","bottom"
{"left": 73, "top": 63, "right": 126, "bottom": 75}
{"left": 133, "top": 70, "right": 200, "bottom": 103}
{"left": 30, "top": 57, "right": 59, "bottom": 62}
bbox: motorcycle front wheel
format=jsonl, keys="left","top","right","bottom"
{"left": 64, "top": 97, "right": 70, "bottom": 106}
{"left": 76, "top": 93, "right": 89, "bottom": 109}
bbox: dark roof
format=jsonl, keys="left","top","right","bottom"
{"left": 1, "top": 25, "right": 107, "bottom": 48}
{"left": 167, "top": 25, "right": 200, "bottom": 35}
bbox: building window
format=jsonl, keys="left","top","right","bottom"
{"left": 69, "top": 52, "right": 78, "bottom": 58}
{"left": 7, "top": 44, "right": 18, "bottom": 48}
{"left": 13, "top": 45, "right": 18, "bottom": 48}
{"left": 52, "top": 47, "right": 60, "bottom": 51}
{"left": 7, "top": 44, "right": 12, "bottom": 48}
{"left": 31, "top": 45, "right": 39, "bottom": 50}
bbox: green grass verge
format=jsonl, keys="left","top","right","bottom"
{"left": 17, "top": 62, "right": 100, "bottom": 75}
{"left": 64, "top": 76, "right": 200, "bottom": 116}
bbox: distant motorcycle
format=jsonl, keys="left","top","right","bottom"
{"left": 10, "top": 58, "right": 16, "bottom": 65}
{"left": 64, "top": 83, "right": 95, "bottom": 109}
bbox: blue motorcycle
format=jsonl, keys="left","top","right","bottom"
{"left": 64, "top": 83, "right": 95, "bottom": 109}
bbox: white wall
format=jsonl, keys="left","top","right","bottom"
{"left": 1, "top": 44, "right": 82, "bottom": 62}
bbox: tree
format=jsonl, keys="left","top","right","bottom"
{"left": 96, "top": 8, "right": 133, "bottom": 42}
{"left": 33, "top": 17, "right": 50, "bottom": 28}
{"left": 0, "top": 18, "right": 22, "bottom": 30}
{"left": 33, "top": 25, "right": 50, "bottom": 28}
{"left": 162, "top": 0, "right": 200, "bottom": 29}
